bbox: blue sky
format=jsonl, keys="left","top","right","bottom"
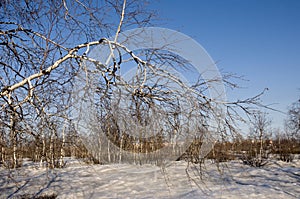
{"left": 150, "top": 0, "right": 300, "bottom": 131}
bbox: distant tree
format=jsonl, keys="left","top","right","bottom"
{"left": 285, "top": 98, "right": 300, "bottom": 140}
{"left": 250, "top": 112, "right": 272, "bottom": 141}
{"left": 242, "top": 112, "right": 272, "bottom": 167}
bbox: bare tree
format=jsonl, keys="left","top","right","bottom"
{"left": 0, "top": 0, "right": 271, "bottom": 170}
{"left": 242, "top": 112, "right": 272, "bottom": 167}
{"left": 285, "top": 98, "right": 300, "bottom": 139}
{"left": 0, "top": 0, "right": 154, "bottom": 168}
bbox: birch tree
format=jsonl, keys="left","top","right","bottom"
{"left": 0, "top": 0, "right": 153, "bottom": 168}
{"left": 0, "top": 0, "right": 270, "bottom": 168}
{"left": 286, "top": 98, "right": 300, "bottom": 139}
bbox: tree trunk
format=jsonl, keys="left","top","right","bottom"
{"left": 40, "top": 133, "right": 46, "bottom": 167}
{"left": 107, "top": 128, "right": 111, "bottom": 163}
{"left": 1, "top": 146, "right": 4, "bottom": 164}
{"left": 259, "top": 129, "right": 263, "bottom": 161}
{"left": 119, "top": 134, "right": 124, "bottom": 164}
{"left": 49, "top": 130, "right": 54, "bottom": 168}
{"left": 8, "top": 95, "right": 18, "bottom": 169}
{"left": 60, "top": 121, "right": 66, "bottom": 168}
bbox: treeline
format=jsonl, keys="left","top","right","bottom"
{"left": 1, "top": 127, "right": 299, "bottom": 169}
{"left": 0, "top": 129, "right": 89, "bottom": 168}
{"left": 179, "top": 136, "right": 300, "bottom": 166}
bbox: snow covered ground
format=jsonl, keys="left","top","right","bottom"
{"left": 0, "top": 158, "right": 299, "bottom": 198}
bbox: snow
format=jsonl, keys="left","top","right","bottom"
{"left": 0, "top": 158, "right": 299, "bottom": 198}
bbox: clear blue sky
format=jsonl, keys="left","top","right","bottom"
{"left": 150, "top": 0, "right": 300, "bottom": 131}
